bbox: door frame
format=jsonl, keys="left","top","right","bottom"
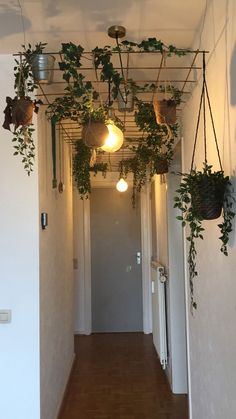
{"left": 73, "top": 172, "right": 152, "bottom": 334}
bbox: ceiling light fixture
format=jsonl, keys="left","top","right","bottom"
{"left": 101, "top": 120, "right": 124, "bottom": 153}
{"left": 116, "top": 177, "right": 128, "bottom": 192}
{"left": 101, "top": 78, "right": 124, "bottom": 153}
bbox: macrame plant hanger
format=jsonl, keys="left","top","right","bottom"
{"left": 190, "top": 52, "right": 223, "bottom": 173}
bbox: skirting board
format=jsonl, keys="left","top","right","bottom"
{"left": 55, "top": 353, "right": 76, "bottom": 419}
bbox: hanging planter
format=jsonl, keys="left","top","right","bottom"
{"left": 153, "top": 98, "right": 177, "bottom": 125}
{"left": 174, "top": 53, "right": 235, "bottom": 311}
{"left": 153, "top": 156, "right": 169, "bottom": 174}
{"left": 11, "top": 97, "right": 35, "bottom": 128}
{"left": 191, "top": 174, "right": 226, "bottom": 220}
{"left": 30, "top": 54, "right": 55, "bottom": 84}
{"left": 82, "top": 121, "right": 108, "bottom": 148}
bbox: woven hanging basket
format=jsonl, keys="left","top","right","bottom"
{"left": 154, "top": 157, "right": 168, "bottom": 174}
{"left": 82, "top": 122, "right": 109, "bottom": 148}
{"left": 191, "top": 177, "right": 226, "bottom": 220}
{"left": 12, "top": 98, "right": 34, "bottom": 129}
{"left": 153, "top": 98, "right": 177, "bottom": 125}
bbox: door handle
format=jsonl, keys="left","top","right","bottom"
{"left": 136, "top": 252, "right": 141, "bottom": 265}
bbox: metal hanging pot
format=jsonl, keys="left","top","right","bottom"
{"left": 31, "top": 54, "right": 55, "bottom": 84}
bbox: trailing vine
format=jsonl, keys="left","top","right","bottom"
{"left": 73, "top": 140, "right": 108, "bottom": 199}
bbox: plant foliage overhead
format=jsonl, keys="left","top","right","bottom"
{"left": 5, "top": 37, "right": 188, "bottom": 178}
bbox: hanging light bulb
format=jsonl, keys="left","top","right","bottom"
{"left": 101, "top": 120, "right": 124, "bottom": 153}
{"left": 116, "top": 178, "right": 128, "bottom": 192}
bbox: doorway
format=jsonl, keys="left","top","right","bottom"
{"left": 90, "top": 187, "right": 143, "bottom": 332}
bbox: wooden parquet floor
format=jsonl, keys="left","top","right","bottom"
{"left": 59, "top": 333, "right": 188, "bottom": 419}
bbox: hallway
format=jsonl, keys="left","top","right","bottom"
{"left": 59, "top": 333, "right": 188, "bottom": 419}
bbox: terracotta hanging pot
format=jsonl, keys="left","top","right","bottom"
{"left": 30, "top": 54, "right": 55, "bottom": 84}
{"left": 3, "top": 96, "right": 34, "bottom": 131}
{"left": 153, "top": 98, "right": 177, "bottom": 125}
{"left": 191, "top": 176, "right": 226, "bottom": 220}
{"left": 82, "top": 121, "right": 109, "bottom": 148}
{"left": 12, "top": 97, "right": 34, "bottom": 129}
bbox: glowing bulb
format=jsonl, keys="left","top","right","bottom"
{"left": 116, "top": 178, "right": 128, "bottom": 192}
{"left": 101, "top": 121, "right": 124, "bottom": 153}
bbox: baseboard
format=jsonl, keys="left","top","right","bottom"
{"left": 55, "top": 353, "right": 76, "bottom": 419}
{"left": 74, "top": 329, "right": 91, "bottom": 335}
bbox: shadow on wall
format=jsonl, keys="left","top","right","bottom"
{"left": 44, "top": 0, "right": 150, "bottom": 31}
{"left": 0, "top": 3, "right": 31, "bottom": 39}
{"left": 230, "top": 42, "right": 236, "bottom": 106}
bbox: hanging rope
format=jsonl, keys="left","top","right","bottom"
{"left": 190, "top": 51, "right": 223, "bottom": 172}
{"left": 92, "top": 52, "right": 103, "bottom": 107}
{"left": 190, "top": 82, "right": 204, "bottom": 171}
{"left": 151, "top": 53, "right": 164, "bottom": 103}
{"left": 205, "top": 80, "right": 223, "bottom": 171}
{"left": 202, "top": 53, "right": 207, "bottom": 165}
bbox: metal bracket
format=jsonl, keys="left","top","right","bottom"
{"left": 158, "top": 267, "right": 168, "bottom": 283}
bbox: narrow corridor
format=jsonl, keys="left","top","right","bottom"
{"left": 59, "top": 333, "right": 188, "bottom": 419}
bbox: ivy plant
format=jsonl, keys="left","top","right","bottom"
{"left": 2, "top": 43, "right": 45, "bottom": 174}
{"left": 73, "top": 140, "right": 108, "bottom": 198}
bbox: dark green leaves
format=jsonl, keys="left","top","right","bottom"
{"left": 12, "top": 125, "right": 35, "bottom": 176}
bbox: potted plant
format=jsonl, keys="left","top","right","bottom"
{"left": 2, "top": 48, "right": 42, "bottom": 174}
{"left": 135, "top": 100, "right": 176, "bottom": 173}
{"left": 73, "top": 139, "right": 108, "bottom": 199}
{"left": 81, "top": 102, "right": 109, "bottom": 149}
{"left": 153, "top": 85, "right": 182, "bottom": 125}
{"left": 174, "top": 163, "right": 234, "bottom": 310}
{"left": 23, "top": 42, "right": 55, "bottom": 84}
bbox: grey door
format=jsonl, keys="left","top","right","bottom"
{"left": 90, "top": 187, "right": 143, "bottom": 332}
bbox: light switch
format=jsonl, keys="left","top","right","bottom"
{"left": 0, "top": 310, "right": 11, "bottom": 323}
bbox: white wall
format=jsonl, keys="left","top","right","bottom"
{"left": 0, "top": 56, "right": 40, "bottom": 419}
{"left": 73, "top": 192, "right": 91, "bottom": 335}
{"left": 182, "top": 1, "right": 236, "bottom": 418}
{"left": 38, "top": 114, "right": 75, "bottom": 419}
{"left": 153, "top": 165, "right": 187, "bottom": 394}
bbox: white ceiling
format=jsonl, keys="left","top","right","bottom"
{"left": 0, "top": 0, "right": 206, "bottom": 53}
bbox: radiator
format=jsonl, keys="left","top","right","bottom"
{"left": 151, "top": 261, "right": 168, "bottom": 369}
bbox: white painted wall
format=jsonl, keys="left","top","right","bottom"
{"left": 0, "top": 56, "right": 40, "bottom": 419}
{"left": 182, "top": 1, "right": 236, "bottom": 418}
{"left": 166, "top": 144, "right": 188, "bottom": 394}
{"left": 38, "top": 114, "right": 75, "bottom": 419}
{"left": 152, "top": 164, "right": 187, "bottom": 394}
{"left": 73, "top": 192, "right": 91, "bottom": 335}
